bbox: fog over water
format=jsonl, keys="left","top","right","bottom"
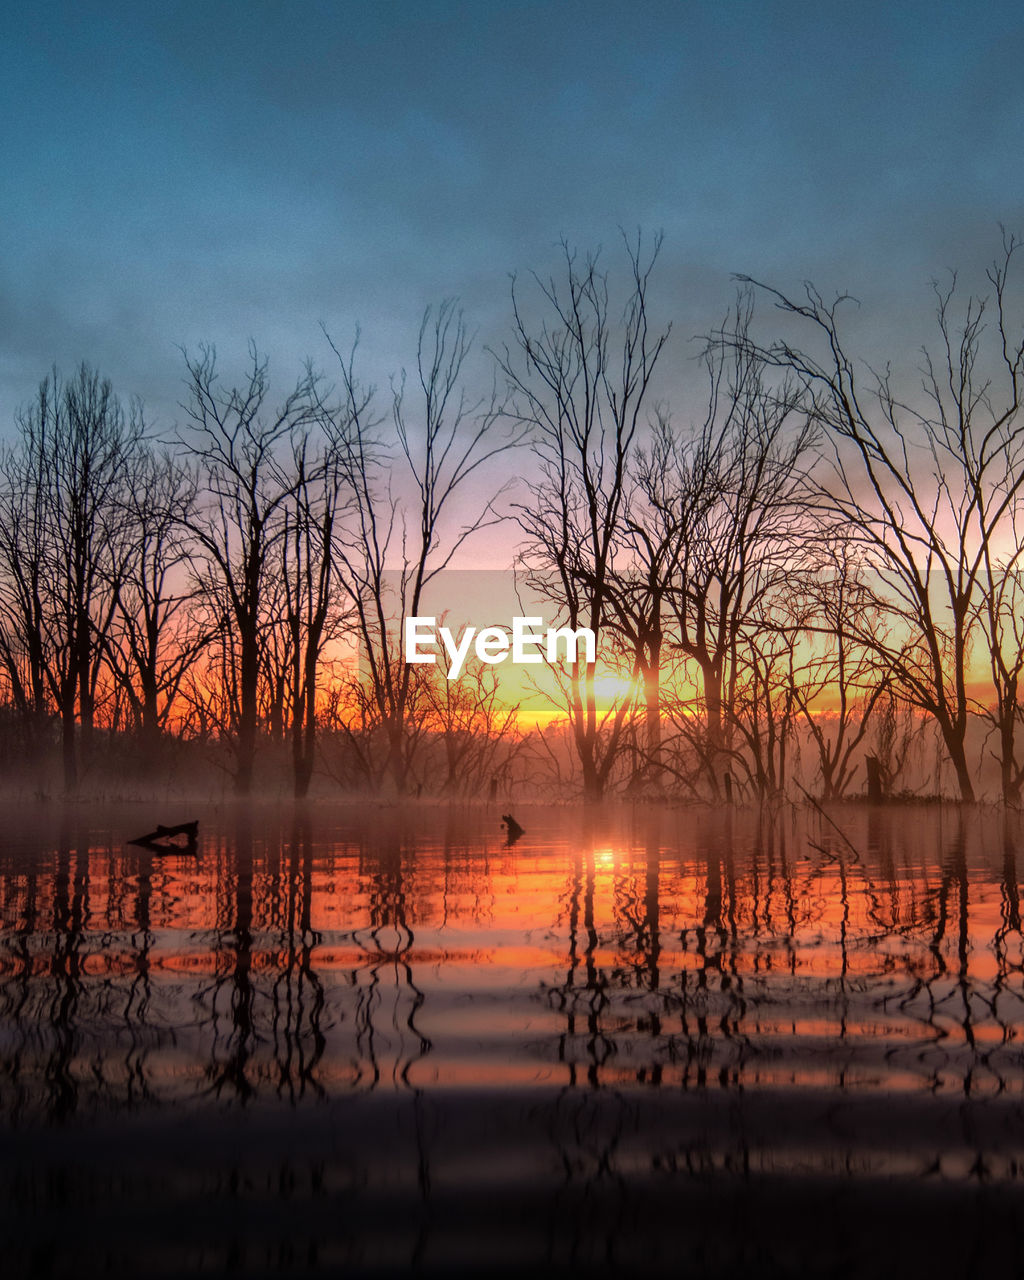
{"left": 2, "top": 800, "right": 1023, "bottom": 1275}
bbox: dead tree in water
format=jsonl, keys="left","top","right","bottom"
{"left": 105, "top": 448, "right": 205, "bottom": 763}
{"left": 0, "top": 365, "right": 144, "bottom": 792}
{"left": 629, "top": 297, "right": 816, "bottom": 799}
{"left": 785, "top": 542, "right": 891, "bottom": 800}
{"left": 179, "top": 344, "right": 318, "bottom": 796}
{"left": 278, "top": 424, "right": 351, "bottom": 798}
{"left": 497, "top": 234, "right": 670, "bottom": 801}
{"left": 421, "top": 652, "right": 521, "bottom": 796}
{"left": 740, "top": 235, "right": 1024, "bottom": 801}
{"left": 323, "top": 304, "right": 519, "bottom": 795}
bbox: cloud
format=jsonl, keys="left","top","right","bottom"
{"left": 1, "top": 0, "right": 1022, "bottom": 435}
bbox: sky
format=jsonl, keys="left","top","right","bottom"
{"left": 3, "top": 0, "right": 1024, "bottom": 444}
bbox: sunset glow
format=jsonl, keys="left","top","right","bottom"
{"left": 5, "top": 2, "right": 1024, "bottom": 1274}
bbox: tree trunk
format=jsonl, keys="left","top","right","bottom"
{"left": 642, "top": 656, "right": 661, "bottom": 786}
{"left": 61, "top": 703, "right": 77, "bottom": 795}
{"left": 941, "top": 725, "right": 975, "bottom": 803}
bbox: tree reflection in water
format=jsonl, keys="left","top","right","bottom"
{"left": 1, "top": 801, "right": 1024, "bottom": 1275}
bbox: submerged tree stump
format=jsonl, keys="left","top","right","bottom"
{"left": 128, "top": 821, "right": 199, "bottom": 852}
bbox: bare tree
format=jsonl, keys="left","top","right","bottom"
{"left": 730, "top": 619, "right": 799, "bottom": 800}
{"left": 323, "top": 303, "right": 518, "bottom": 795}
{"left": 496, "top": 234, "right": 670, "bottom": 800}
{"left": 785, "top": 542, "right": 891, "bottom": 799}
{"left": 975, "top": 559, "right": 1024, "bottom": 803}
{"left": 741, "top": 234, "right": 1024, "bottom": 801}
{"left": 869, "top": 686, "right": 927, "bottom": 796}
{"left": 278, "top": 424, "right": 352, "bottom": 798}
{"left": 630, "top": 298, "right": 816, "bottom": 798}
{"left": 104, "top": 448, "right": 205, "bottom": 764}
{"left": 0, "top": 365, "right": 145, "bottom": 791}
{"left": 420, "top": 648, "right": 521, "bottom": 795}
{"left": 179, "top": 344, "right": 319, "bottom": 795}
{"left": 0, "top": 441, "right": 51, "bottom": 751}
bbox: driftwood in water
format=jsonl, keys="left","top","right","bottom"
{"left": 128, "top": 820, "right": 199, "bottom": 852}
{"left": 501, "top": 813, "right": 525, "bottom": 845}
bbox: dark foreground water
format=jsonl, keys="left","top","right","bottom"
{"left": 2, "top": 801, "right": 1024, "bottom": 1278}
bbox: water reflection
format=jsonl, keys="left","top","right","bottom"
{"left": 2, "top": 801, "right": 1024, "bottom": 1274}
{"left": 4, "top": 802, "right": 1024, "bottom": 1108}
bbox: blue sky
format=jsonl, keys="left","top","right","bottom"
{"left": 2, "top": 0, "right": 1022, "bottom": 432}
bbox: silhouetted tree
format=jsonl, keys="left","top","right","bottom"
{"left": 631, "top": 297, "right": 816, "bottom": 798}
{"left": 278, "top": 423, "right": 352, "bottom": 797}
{"left": 741, "top": 234, "right": 1024, "bottom": 801}
{"left": 497, "top": 234, "right": 670, "bottom": 800}
{"left": 785, "top": 543, "right": 890, "bottom": 799}
{"left": 0, "top": 365, "right": 144, "bottom": 791}
{"left": 978, "top": 563, "right": 1024, "bottom": 803}
{"left": 0, "top": 439, "right": 51, "bottom": 750}
{"left": 323, "top": 303, "right": 517, "bottom": 794}
{"left": 104, "top": 447, "right": 205, "bottom": 763}
{"left": 420, "top": 648, "right": 521, "bottom": 795}
{"left": 179, "top": 343, "right": 319, "bottom": 795}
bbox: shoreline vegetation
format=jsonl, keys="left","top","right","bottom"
{"left": 4, "top": 234, "right": 1024, "bottom": 804}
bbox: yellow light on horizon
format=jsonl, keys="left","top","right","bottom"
{"left": 589, "top": 675, "right": 637, "bottom": 705}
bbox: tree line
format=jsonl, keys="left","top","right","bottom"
{"left": 3, "top": 231, "right": 1024, "bottom": 803}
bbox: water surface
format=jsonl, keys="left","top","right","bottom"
{"left": 2, "top": 801, "right": 1023, "bottom": 1276}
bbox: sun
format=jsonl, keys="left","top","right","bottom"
{"left": 589, "top": 675, "right": 637, "bottom": 708}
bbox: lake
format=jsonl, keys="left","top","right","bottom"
{"left": 1, "top": 801, "right": 1023, "bottom": 1277}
